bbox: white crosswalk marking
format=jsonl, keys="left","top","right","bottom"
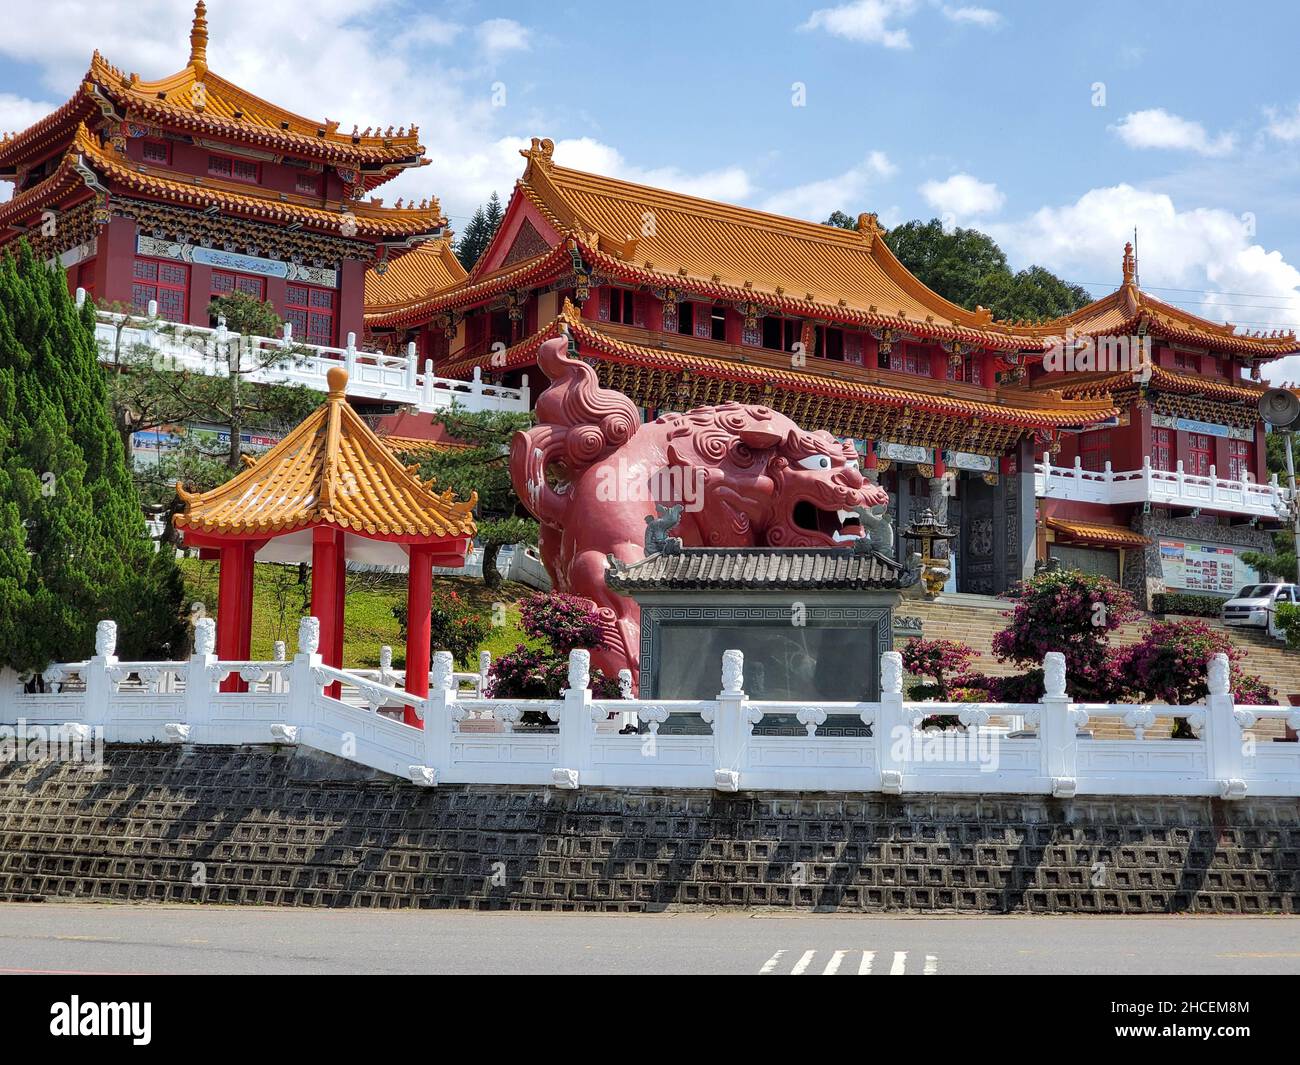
{"left": 758, "top": 948, "right": 937, "bottom": 974}
{"left": 790, "top": 949, "right": 817, "bottom": 975}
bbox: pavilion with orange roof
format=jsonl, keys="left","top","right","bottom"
{"left": 174, "top": 367, "right": 476, "bottom": 714}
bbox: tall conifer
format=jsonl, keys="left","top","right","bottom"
{"left": 0, "top": 242, "right": 184, "bottom": 673}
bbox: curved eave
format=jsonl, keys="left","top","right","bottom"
{"left": 174, "top": 510, "right": 473, "bottom": 541}
{"left": 1057, "top": 365, "right": 1269, "bottom": 405}
{"left": 444, "top": 311, "right": 1116, "bottom": 430}
{"left": 0, "top": 87, "right": 97, "bottom": 173}
{"left": 0, "top": 158, "right": 87, "bottom": 231}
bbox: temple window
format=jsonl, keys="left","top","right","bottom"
{"left": 210, "top": 271, "right": 266, "bottom": 325}
{"left": 676, "top": 301, "right": 694, "bottom": 336}
{"left": 1152, "top": 428, "right": 1173, "bottom": 472}
{"left": 286, "top": 283, "right": 336, "bottom": 346}
{"left": 1186, "top": 431, "right": 1213, "bottom": 476}
{"left": 1174, "top": 351, "right": 1200, "bottom": 373}
{"left": 295, "top": 173, "right": 322, "bottom": 196}
{"left": 208, "top": 153, "right": 259, "bottom": 183}
{"left": 884, "top": 343, "right": 930, "bottom": 375}
{"left": 611, "top": 288, "right": 636, "bottom": 325}
{"left": 1079, "top": 428, "right": 1111, "bottom": 472}
{"left": 1228, "top": 439, "right": 1253, "bottom": 481}
{"left": 816, "top": 326, "right": 845, "bottom": 360}
{"left": 142, "top": 139, "right": 170, "bottom": 164}
{"left": 132, "top": 258, "right": 188, "bottom": 322}
{"left": 945, "top": 352, "right": 983, "bottom": 385}
{"left": 710, "top": 304, "right": 727, "bottom": 342}
{"left": 762, "top": 316, "right": 801, "bottom": 352}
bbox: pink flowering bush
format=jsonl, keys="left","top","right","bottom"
{"left": 901, "top": 637, "right": 981, "bottom": 700}
{"left": 1114, "top": 619, "right": 1273, "bottom": 706}
{"left": 487, "top": 593, "right": 620, "bottom": 707}
{"left": 991, "top": 570, "right": 1139, "bottom": 701}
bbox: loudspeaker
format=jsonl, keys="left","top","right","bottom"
{"left": 1258, "top": 388, "right": 1300, "bottom": 429}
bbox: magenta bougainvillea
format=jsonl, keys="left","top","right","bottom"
{"left": 1115, "top": 619, "right": 1273, "bottom": 706}
{"left": 487, "top": 593, "right": 621, "bottom": 702}
{"left": 901, "top": 637, "right": 981, "bottom": 701}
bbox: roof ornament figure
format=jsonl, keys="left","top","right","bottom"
{"left": 1122, "top": 240, "right": 1136, "bottom": 287}
{"left": 189, "top": 1, "right": 209, "bottom": 76}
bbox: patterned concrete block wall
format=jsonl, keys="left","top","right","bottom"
{"left": 0, "top": 746, "right": 1296, "bottom": 913}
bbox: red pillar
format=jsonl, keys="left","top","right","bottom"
{"left": 404, "top": 543, "right": 434, "bottom": 726}
{"left": 311, "top": 527, "right": 346, "bottom": 698}
{"left": 216, "top": 541, "right": 254, "bottom": 692}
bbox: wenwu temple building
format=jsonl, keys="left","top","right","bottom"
{"left": 0, "top": 2, "right": 444, "bottom": 346}
{"left": 364, "top": 138, "right": 1300, "bottom": 606}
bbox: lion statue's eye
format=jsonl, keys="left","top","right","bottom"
{"left": 798, "top": 455, "right": 832, "bottom": 471}
{"left": 845, "top": 459, "right": 859, "bottom": 472}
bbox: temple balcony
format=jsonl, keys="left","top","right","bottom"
{"left": 86, "top": 291, "right": 529, "bottom": 417}
{"left": 1035, "top": 453, "right": 1292, "bottom": 520}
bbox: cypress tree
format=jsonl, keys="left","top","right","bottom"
{"left": 0, "top": 242, "right": 184, "bottom": 673}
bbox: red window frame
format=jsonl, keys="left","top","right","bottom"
{"left": 1186, "top": 431, "right": 1213, "bottom": 477}
{"left": 1173, "top": 351, "right": 1200, "bottom": 373}
{"left": 207, "top": 153, "right": 259, "bottom": 184}
{"left": 286, "top": 283, "right": 335, "bottom": 346}
{"left": 1079, "top": 429, "right": 1111, "bottom": 472}
{"left": 131, "top": 257, "right": 189, "bottom": 322}
{"left": 892, "top": 343, "right": 930, "bottom": 376}
{"left": 211, "top": 270, "right": 267, "bottom": 301}
{"left": 945, "top": 353, "right": 983, "bottom": 385}
{"left": 1228, "top": 439, "right": 1253, "bottom": 481}
{"left": 142, "top": 139, "right": 171, "bottom": 165}
{"left": 1152, "top": 427, "right": 1173, "bottom": 472}
{"left": 295, "top": 172, "right": 322, "bottom": 196}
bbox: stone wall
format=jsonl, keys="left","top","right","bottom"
{"left": 0, "top": 746, "right": 1296, "bottom": 913}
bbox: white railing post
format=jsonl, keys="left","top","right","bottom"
{"left": 876, "top": 651, "right": 907, "bottom": 795}
{"left": 286, "top": 617, "right": 322, "bottom": 736}
{"left": 75, "top": 287, "right": 87, "bottom": 309}
{"left": 520, "top": 373, "right": 531, "bottom": 406}
{"left": 1038, "top": 652, "right": 1079, "bottom": 798}
{"left": 83, "top": 620, "right": 119, "bottom": 732}
{"left": 1203, "top": 653, "right": 1246, "bottom": 799}
{"left": 422, "top": 651, "right": 456, "bottom": 782}
{"left": 0, "top": 667, "right": 19, "bottom": 723}
{"left": 477, "top": 650, "right": 491, "bottom": 697}
{"left": 471, "top": 365, "right": 484, "bottom": 395}
{"left": 554, "top": 649, "right": 595, "bottom": 789}
{"left": 422, "top": 358, "right": 435, "bottom": 407}
{"left": 711, "top": 649, "right": 752, "bottom": 792}
{"left": 406, "top": 342, "right": 419, "bottom": 390}
{"left": 179, "top": 617, "right": 218, "bottom": 742}
{"left": 344, "top": 332, "right": 358, "bottom": 379}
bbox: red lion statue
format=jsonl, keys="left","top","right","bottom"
{"left": 510, "top": 335, "right": 890, "bottom": 690}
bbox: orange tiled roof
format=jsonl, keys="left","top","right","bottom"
{"left": 1, "top": 4, "right": 426, "bottom": 189}
{"left": 365, "top": 238, "right": 467, "bottom": 314}
{"left": 1046, "top": 517, "right": 1151, "bottom": 548}
{"left": 1028, "top": 243, "right": 1299, "bottom": 359}
{"left": 366, "top": 137, "right": 1037, "bottom": 350}
{"left": 174, "top": 367, "right": 477, "bottom": 540}
{"left": 1052, "top": 363, "right": 1268, "bottom": 405}
{"left": 52, "top": 123, "right": 444, "bottom": 240}
{"left": 442, "top": 301, "right": 1116, "bottom": 431}
{"left": 381, "top": 436, "right": 472, "bottom": 456}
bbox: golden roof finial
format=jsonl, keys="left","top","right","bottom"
{"left": 1122, "top": 241, "right": 1136, "bottom": 286}
{"left": 327, "top": 366, "right": 349, "bottom": 398}
{"left": 190, "top": 1, "right": 209, "bottom": 75}
{"left": 519, "top": 136, "right": 555, "bottom": 170}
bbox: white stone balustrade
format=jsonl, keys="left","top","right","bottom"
{"left": 85, "top": 292, "right": 529, "bottom": 417}
{"left": 3, "top": 627, "right": 1298, "bottom": 798}
{"left": 1035, "top": 452, "right": 1291, "bottom": 520}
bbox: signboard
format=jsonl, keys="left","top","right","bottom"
{"left": 1152, "top": 413, "right": 1253, "bottom": 442}
{"left": 136, "top": 235, "right": 339, "bottom": 288}
{"left": 1159, "top": 538, "right": 1261, "bottom": 594}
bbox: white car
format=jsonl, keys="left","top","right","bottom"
{"left": 1221, "top": 583, "right": 1297, "bottom": 628}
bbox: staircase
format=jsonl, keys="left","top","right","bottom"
{"left": 902, "top": 597, "right": 1299, "bottom": 740}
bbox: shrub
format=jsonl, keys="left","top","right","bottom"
{"left": 1114, "top": 619, "right": 1273, "bottom": 705}
{"left": 518, "top": 592, "right": 605, "bottom": 653}
{"left": 901, "top": 637, "right": 980, "bottom": 701}
{"left": 392, "top": 589, "right": 490, "bottom": 669}
{"left": 992, "top": 569, "right": 1139, "bottom": 701}
{"left": 487, "top": 592, "right": 621, "bottom": 708}
{"left": 1275, "top": 602, "right": 1300, "bottom": 651}
{"left": 1152, "top": 591, "right": 1228, "bottom": 618}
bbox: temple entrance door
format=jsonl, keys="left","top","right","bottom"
{"left": 959, "top": 473, "right": 999, "bottom": 595}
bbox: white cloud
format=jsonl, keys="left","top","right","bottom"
{"left": 800, "top": 0, "right": 918, "bottom": 50}
{"left": 941, "top": 5, "right": 1001, "bottom": 27}
{"left": 760, "top": 152, "right": 896, "bottom": 220}
{"left": 1111, "top": 108, "right": 1236, "bottom": 157}
{"left": 1264, "top": 103, "right": 1300, "bottom": 143}
{"left": 986, "top": 184, "right": 1300, "bottom": 355}
{"left": 476, "top": 18, "right": 530, "bottom": 59}
{"left": 0, "top": 92, "right": 57, "bottom": 139}
{"left": 919, "top": 172, "right": 1004, "bottom": 218}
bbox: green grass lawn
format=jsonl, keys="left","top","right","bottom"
{"left": 178, "top": 557, "right": 531, "bottom": 669}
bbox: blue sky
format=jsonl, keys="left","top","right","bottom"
{"left": 2, "top": 0, "right": 1299, "bottom": 359}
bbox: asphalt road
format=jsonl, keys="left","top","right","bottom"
{"left": 0, "top": 903, "right": 1297, "bottom": 975}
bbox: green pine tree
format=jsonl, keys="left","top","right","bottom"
{"left": 0, "top": 242, "right": 185, "bottom": 673}
{"left": 453, "top": 192, "right": 506, "bottom": 271}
